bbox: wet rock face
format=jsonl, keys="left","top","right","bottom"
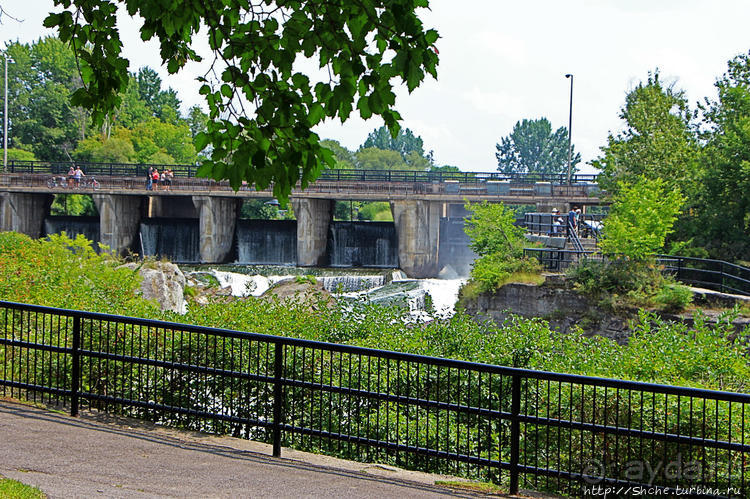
{"left": 121, "top": 262, "right": 187, "bottom": 314}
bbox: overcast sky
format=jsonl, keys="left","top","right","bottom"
{"left": 3, "top": 1, "right": 750, "bottom": 173}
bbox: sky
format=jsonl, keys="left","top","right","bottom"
{"left": 2, "top": 1, "right": 750, "bottom": 173}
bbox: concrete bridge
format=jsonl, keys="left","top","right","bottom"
{"left": 0, "top": 166, "right": 603, "bottom": 277}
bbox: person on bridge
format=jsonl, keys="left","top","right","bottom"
{"left": 74, "top": 166, "right": 85, "bottom": 188}
{"left": 67, "top": 166, "right": 75, "bottom": 188}
{"left": 146, "top": 166, "right": 154, "bottom": 191}
{"left": 152, "top": 168, "right": 160, "bottom": 190}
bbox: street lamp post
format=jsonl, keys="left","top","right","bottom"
{"left": 565, "top": 73, "right": 573, "bottom": 185}
{"left": 3, "top": 53, "right": 13, "bottom": 172}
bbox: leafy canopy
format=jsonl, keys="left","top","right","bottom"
{"left": 495, "top": 117, "right": 580, "bottom": 176}
{"left": 593, "top": 71, "right": 699, "bottom": 194}
{"left": 45, "top": 0, "right": 440, "bottom": 202}
{"left": 696, "top": 52, "right": 750, "bottom": 260}
{"left": 599, "top": 177, "right": 684, "bottom": 260}
{"left": 362, "top": 125, "right": 426, "bottom": 159}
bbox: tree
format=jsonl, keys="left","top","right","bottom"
{"left": 320, "top": 139, "right": 356, "bottom": 170}
{"left": 463, "top": 202, "right": 541, "bottom": 292}
{"left": 45, "top": 1, "right": 439, "bottom": 202}
{"left": 355, "top": 147, "right": 407, "bottom": 170}
{"left": 593, "top": 71, "right": 699, "bottom": 193}
{"left": 599, "top": 177, "right": 684, "bottom": 260}
{"left": 430, "top": 164, "right": 460, "bottom": 173}
{"left": 362, "top": 126, "right": 426, "bottom": 159}
{"left": 695, "top": 53, "right": 750, "bottom": 260}
{"left": 186, "top": 106, "right": 209, "bottom": 139}
{"left": 2, "top": 38, "right": 86, "bottom": 160}
{"left": 495, "top": 118, "right": 579, "bottom": 176}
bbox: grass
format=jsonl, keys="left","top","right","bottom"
{"left": 434, "top": 480, "right": 506, "bottom": 495}
{"left": 460, "top": 272, "right": 546, "bottom": 301}
{"left": 0, "top": 477, "right": 46, "bottom": 499}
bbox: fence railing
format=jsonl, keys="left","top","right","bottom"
{"left": 524, "top": 248, "right": 750, "bottom": 297}
{"left": 1, "top": 300, "right": 747, "bottom": 497}
{"left": 656, "top": 255, "right": 750, "bottom": 297}
{"left": 4, "top": 160, "right": 600, "bottom": 185}
{"left": 524, "top": 248, "right": 600, "bottom": 272}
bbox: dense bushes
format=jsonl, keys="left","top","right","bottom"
{"left": 0, "top": 232, "right": 745, "bottom": 393}
{"left": 463, "top": 202, "right": 542, "bottom": 293}
{"left": 1, "top": 232, "right": 747, "bottom": 494}
{"left": 567, "top": 258, "right": 693, "bottom": 313}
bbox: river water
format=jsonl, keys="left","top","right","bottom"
{"left": 184, "top": 266, "right": 466, "bottom": 319}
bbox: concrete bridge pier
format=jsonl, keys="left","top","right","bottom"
{"left": 0, "top": 192, "right": 53, "bottom": 238}
{"left": 291, "top": 198, "right": 333, "bottom": 266}
{"left": 94, "top": 194, "right": 145, "bottom": 256}
{"left": 192, "top": 196, "right": 241, "bottom": 263}
{"left": 391, "top": 200, "right": 442, "bottom": 278}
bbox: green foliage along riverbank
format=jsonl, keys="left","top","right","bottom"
{"left": 0, "top": 232, "right": 747, "bottom": 394}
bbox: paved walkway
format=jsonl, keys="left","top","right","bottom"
{"left": 0, "top": 400, "right": 482, "bottom": 498}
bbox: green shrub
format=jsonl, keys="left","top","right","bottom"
{"left": 469, "top": 254, "right": 543, "bottom": 293}
{"left": 567, "top": 258, "right": 692, "bottom": 312}
{"left": 294, "top": 274, "right": 317, "bottom": 285}
{"left": 654, "top": 282, "right": 693, "bottom": 313}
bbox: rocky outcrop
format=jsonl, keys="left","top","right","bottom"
{"left": 460, "top": 279, "right": 634, "bottom": 344}
{"left": 121, "top": 262, "right": 187, "bottom": 314}
{"left": 459, "top": 277, "right": 750, "bottom": 344}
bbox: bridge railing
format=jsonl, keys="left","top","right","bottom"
{"left": 1, "top": 299, "right": 747, "bottom": 497}
{"left": 5, "top": 160, "right": 600, "bottom": 185}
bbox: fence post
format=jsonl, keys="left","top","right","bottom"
{"left": 272, "top": 341, "right": 284, "bottom": 458}
{"left": 509, "top": 374, "right": 521, "bottom": 495}
{"left": 71, "top": 316, "right": 81, "bottom": 417}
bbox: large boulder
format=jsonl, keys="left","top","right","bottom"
{"left": 121, "top": 262, "right": 187, "bottom": 314}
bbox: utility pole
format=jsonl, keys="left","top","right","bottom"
{"left": 565, "top": 74, "right": 573, "bottom": 185}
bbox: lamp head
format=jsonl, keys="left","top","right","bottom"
{"left": 565, "top": 73, "right": 572, "bottom": 78}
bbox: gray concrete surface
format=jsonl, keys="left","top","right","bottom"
{"left": 0, "top": 400, "right": 480, "bottom": 498}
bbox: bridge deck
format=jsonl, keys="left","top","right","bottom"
{"left": 1, "top": 173, "right": 603, "bottom": 205}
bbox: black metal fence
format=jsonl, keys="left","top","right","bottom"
{"left": 524, "top": 248, "right": 750, "bottom": 297}
{"left": 524, "top": 248, "right": 600, "bottom": 272}
{"left": 657, "top": 255, "right": 750, "bottom": 297}
{"left": 5, "top": 160, "right": 600, "bottom": 184}
{"left": 1, "top": 300, "right": 747, "bottom": 497}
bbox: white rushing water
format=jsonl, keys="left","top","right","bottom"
{"left": 209, "top": 270, "right": 293, "bottom": 297}
{"left": 199, "top": 268, "right": 465, "bottom": 318}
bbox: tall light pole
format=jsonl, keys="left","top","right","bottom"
{"left": 3, "top": 53, "right": 13, "bottom": 172}
{"left": 565, "top": 73, "right": 573, "bottom": 185}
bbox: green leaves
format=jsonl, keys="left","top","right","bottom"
{"left": 599, "top": 177, "right": 685, "bottom": 260}
{"left": 46, "top": 0, "right": 440, "bottom": 199}
{"left": 495, "top": 118, "right": 579, "bottom": 176}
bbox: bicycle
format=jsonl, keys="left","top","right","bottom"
{"left": 47, "top": 176, "right": 70, "bottom": 189}
{"left": 81, "top": 176, "right": 101, "bottom": 190}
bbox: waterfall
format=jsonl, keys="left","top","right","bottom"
{"left": 236, "top": 220, "right": 297, "bottom": 265}
{"left": 44, "top": 216, "right": 100, "bottom": 246}
{"left": 321, "top": 275, "right": 386, "bottom": 293}
{"left": 140, "top": 218, "right": 200, "bottom": 263}
{"left": 438, "top": 218, "right": 476, "bottom": 277}
{"left": 328, "top": 221, "right": 398, "bottom": 268}
{"left": 209, "top": 270, "right": 293, "bottom": 297}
